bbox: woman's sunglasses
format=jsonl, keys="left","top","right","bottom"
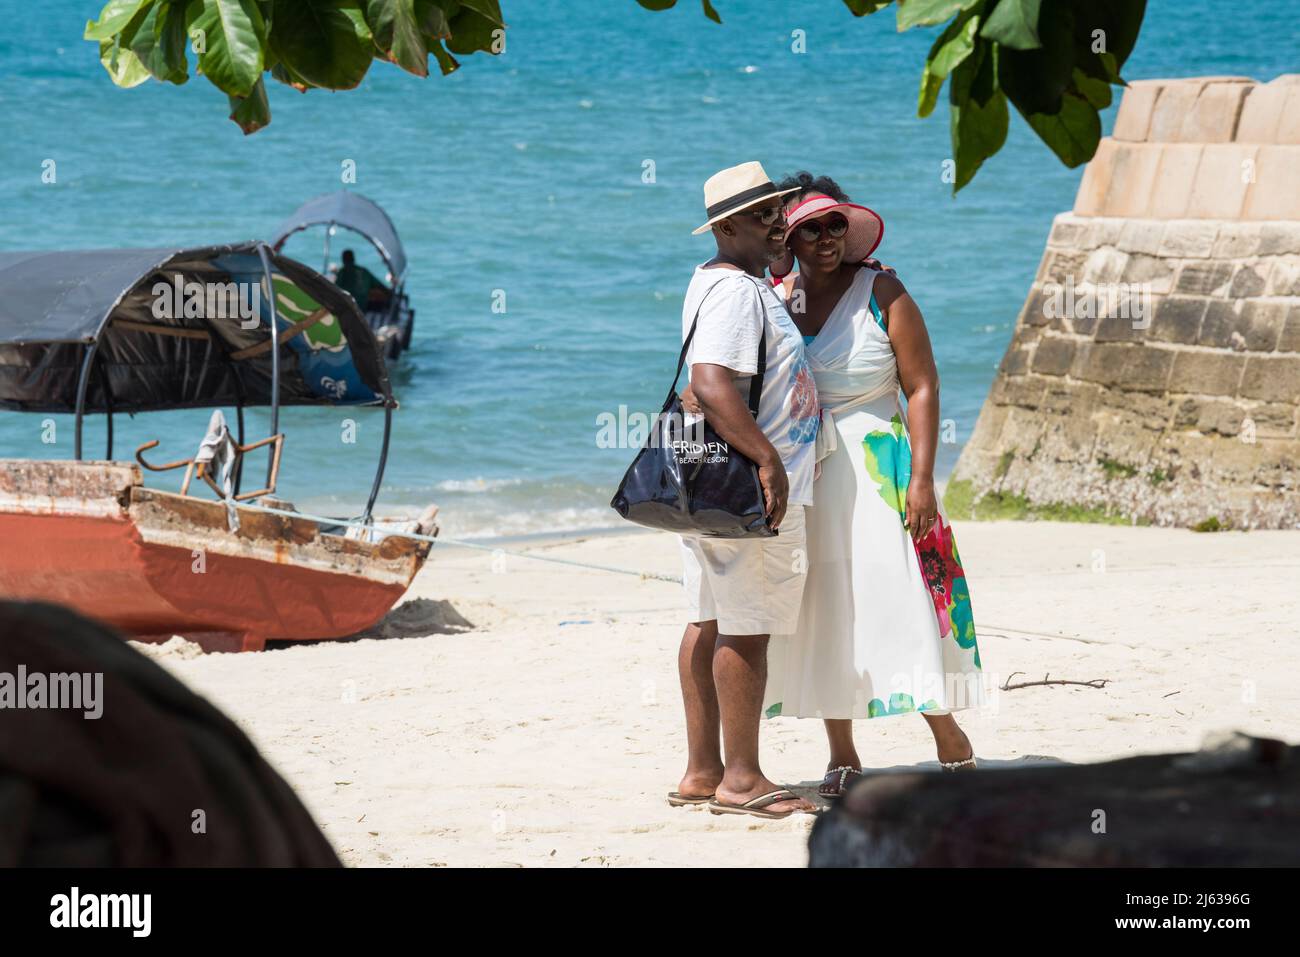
{"left": 736, "top": 205, "right": 786, "bottom": 227}
{"left": 794, "top": 214, "right": 850, "bottom": 243}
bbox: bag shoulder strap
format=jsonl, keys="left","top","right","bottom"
{"left": 665, "top": 272, "right": 768, "bottom": 419}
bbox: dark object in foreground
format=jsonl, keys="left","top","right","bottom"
{"left": 0, "top": 601, "right": 341, "bottom": 866}
{"left": 808, "top": 733, "right": 1296, "bottom": 867}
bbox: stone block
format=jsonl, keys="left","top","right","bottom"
{"left": 1076, "top": 342, "right": 1136, "bottom": 389}
{"left": 1174, "top": 260, "right": 1233, "bottom": 296}
{"left": 1001, "top": 376, "right": 1048, "bottom": 409}
{"left": 1100, "top": 143, "right": 1163, "bottom": 218}
{"left": 1121, "top": 346, "right": 1176, "bottom": 392}
{"left": 1084, "top": 247, "right": 1129, "bottom": 284}
{"left": 1149, "top": 82, "right": 1204, "bottom": 142}
{"left": 1199, "top": 299, "right": 1285, "bottom": 351}
{"left": 1212, "top": 222, "right": 1264, "bottom": 258}
{"left": 1150, "top": 296, "right": 1207, "bottom": 344}
{"left": 1228, "top": 261, "right": 1269, "bottom": 298}
{"left": 1244, "top": 401, "right": 1299, "bottom": 435}
{"left": 1196, "top": 400, "right": 1247, "bottom": 436}
{"left": 1242, "top": 146, "right": 1300, "bottom": 219}
{"left": 1095, "top": 312, "right": 1147, "bottom": 343}
{"left": 1279, "top": 84, "right": 1300, "bottom": 144}
{"left": 1084, "top": 218, "right": 1126, "bottom": 249}
{"left": 1000, "top": 346, "right": 1031, "bottom": 376}
{"left": 1182, "top": 81, "right": 1253, "bottom": 143}
{"left": 1190, "top": 143, "right": 1258, "bottom": 217}
{"left": 1159, "top": 220, "right": 1220, "bottom": 258}
{"left": 1021, "top": 285, "right": 1052, "bottom": 327}
{"left": 1239, "top": 355, "right": 1300, "bottom": 403}
{"left": 1042, "top": 248, "right": 1089, "bottom": 284}
{"left": 997, "top": 406, "right": 1047, "bottom": 448}
{"left": 1117, "top": 220, "right": 1166, "bottom": 255}
{"left": 1120, "top": 253, "right": 1175, "bottom": 294}
{"left": 1031, "top": 336, "right": 1077, "bottom": 376}
{"left": 1266, "top": 256, "right": 1300, "bottom": 296}
{"left": 1170, "top": 350, "right": 1246, "bottom": 396}
{"left": 1279, "top": 311, "right": 1300, "bottom": 353}
{"left": 1148, "top": 145, "right": 1203, "bottom": 219}
{"left": 1259, "top": 223, "right": 1300, "bottom": 255}
{"left": 1047, "top": 212, "right": 1088, "bottom": 248}
{"left": 1237, "top": 81, "right": 1289, "bottom": 142}
{"left": 1073, "top": 140, "right": 1115, "bottom": 217}
{"left": 1113, "top": 80, "right": 1165, "bottom": 141}
{"left": 1035, "top": 415, "right": 1100, "bottom": 463}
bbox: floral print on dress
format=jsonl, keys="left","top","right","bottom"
{"left": 861, "top": 413, "right": 982, "bottom": 671}
{"left": 867, "top": 692, "right": 941, "bottom": 718}
{"left": 788, "top": 352, "right": 820, "bottom": 444}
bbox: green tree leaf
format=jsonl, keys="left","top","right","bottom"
{"left": 980, "top": 0, "right": 1041, "bottom": 50}
{"left": 429, "top": 38, "right": 460, "bottom": 74}
{"left": 130, "top": 0, "right": 190, "bottom": 83}
{"left": 897, "top": 0, "right": 980, "bottom": 31}
{"left": 457, "top": 0, "right": 504, "bottom": 26}
{"left": 85, "top": 0, "right": 150, "bottom": 41}
{"left": 192, "top": 0, "right": 266, "bottom": 97}
{"left": 98, "top": 37, "right": 153, "bottom": 87}
{"left": 270, "top": 0, "right": 374, "bottom": 90}
{"left": 843, "top": 0, "right": 894, "bottom": 15}
{"left": 701, "top": 0, "right": 721, "bottom": 24}
{"left": 1072, "top": 66, "right": 1111, "bottom": 109}
{"left": 1023, "top": 89, "right": 1099, "bottom": 167}
{"left": 635, "top": 1, "right": 678, "bottom": 10}
{"left": 997, "top": 0, "right": 1073, "bottom": 115}
{"left": 367, "top": 0, "right": 430, "bottom": 76}
{"left": 446, "top": 4, "right": 501, "bottom": 54}
{"left": 950, "top": 88, "right": 1008, "bottom": 192}
{"left": 918, "top": 6, "right": 979, "bottom": 117}
{"left": 414, "top": 0, "right": 452, "bottom": 38}
{"left": 948, "top": 40, "right": 1007, "bottom": 192}
{"left": 228, "top": 75, "right": 270, "bottom": 133}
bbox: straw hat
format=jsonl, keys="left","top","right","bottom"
{"left": 692, "top": 161, "right": 800, "bottom": 235}
{"left": 782, "top": 193, "right": 884, "bottom": 263}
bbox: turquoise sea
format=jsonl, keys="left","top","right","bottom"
{"left": 2, "top": 1, "right": 1297, "bottom": 537}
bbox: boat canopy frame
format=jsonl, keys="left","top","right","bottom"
{"left": 0, "top": 242, "right": 397, "bottom": 523}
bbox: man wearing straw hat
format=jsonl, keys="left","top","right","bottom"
{"left": 668, "top": 162, "right": 820, "bottom": 819}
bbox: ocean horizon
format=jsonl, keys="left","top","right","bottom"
{"left": 2, "top": 0, "right": 1297, "bottom": 538}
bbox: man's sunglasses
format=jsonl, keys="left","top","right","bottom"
{"left": 795, "top": 214, "right": 850, "bottom": 243}
{"left": 735, "top": 205, "right": 786, "bottom": 227}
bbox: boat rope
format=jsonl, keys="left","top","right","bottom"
{"left": 235, "top": 501, "right": 685, "bottom": 585}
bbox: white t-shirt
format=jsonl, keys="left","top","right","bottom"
{"left": 681, "top": 265, "right": 819, "bottom": 507}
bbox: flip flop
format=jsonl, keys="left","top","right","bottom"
{"left": 666, "top": 791, "right": 715, "bottom": 807}
{"left": 818, "top": 765, "right": 863, "bottom": 798}
{"left": 708, "top": 787, "right": 810, "bottom": 820}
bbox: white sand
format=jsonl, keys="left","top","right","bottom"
{"left": 144, "top": 520, "right": 1300, "bottom": 867}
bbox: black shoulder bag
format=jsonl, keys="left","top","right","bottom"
{"left": 609, "top": 279, "right": 775, "bottom": 538}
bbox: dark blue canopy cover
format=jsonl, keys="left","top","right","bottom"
{"left": 271, "top": 192, "right": 407, "bottom": 280}
{"left": 0, "top": 243, "right": 392, "bottom": 414}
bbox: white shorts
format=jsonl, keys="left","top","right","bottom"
{"left": 679, "top": 505, "right": 807, "bottom": 635}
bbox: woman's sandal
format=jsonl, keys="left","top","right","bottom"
{"left": 819, "top": 765, "right": 863, "bottom": 798}
{"left": 708, "top": 787, "right": 812, "bottom": 820}
{"left": 666, "top": 791, "right": 715, "bottom": 807}
{"left": 940, "top": 752, "right": 978, "bottom": 772}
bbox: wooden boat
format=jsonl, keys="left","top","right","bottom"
{"left": 271, "top": 192, "right": 416, "bottom": 362}
{"left": 0, "top": 242, "right": 435, "bottom": 652}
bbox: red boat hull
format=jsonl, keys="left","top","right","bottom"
{"left": 0, "top": 461, "right": 431, "bottom": 652}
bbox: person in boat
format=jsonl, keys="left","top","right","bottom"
{"left": 335, "top": 248, "right": 391, "bottom": 311}
{"left": 669, "top": 162, "right": 819, "bottom": 820}
{"left": 682, "top": 171, "right": 986, "bottom": 800}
